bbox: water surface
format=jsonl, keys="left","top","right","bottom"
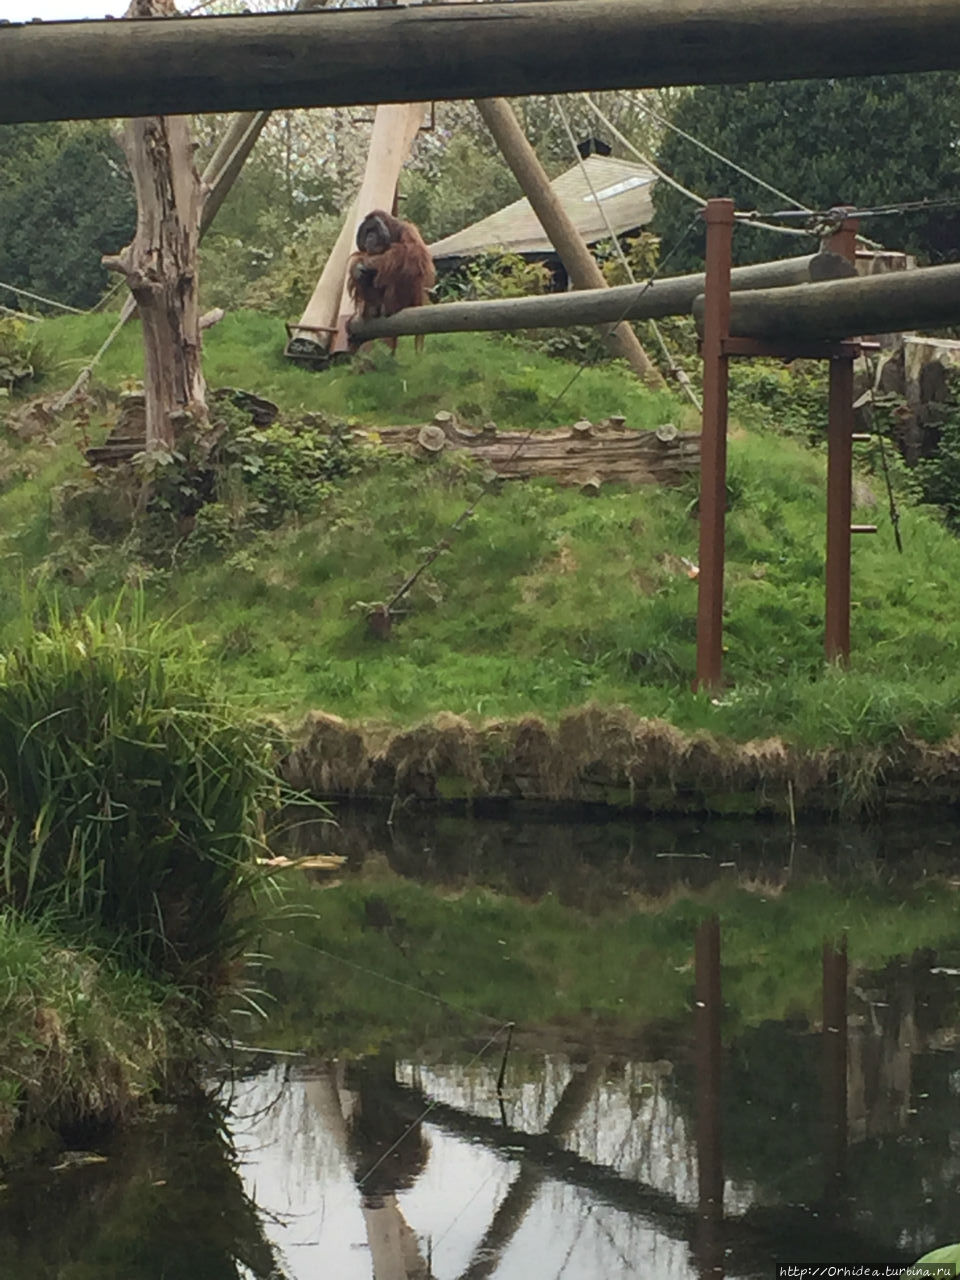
{"left": 3, "top": 812, "right": 959, "bottom": 1278}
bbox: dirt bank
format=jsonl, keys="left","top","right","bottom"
{"left": 281, "top": 706, "right": 960, "bottom": 818}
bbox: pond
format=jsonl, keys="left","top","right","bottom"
{"left": 2, "top": 810, "right": 959, "bottom": 1278}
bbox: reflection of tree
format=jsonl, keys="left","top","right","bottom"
{"left": 303, "top": 1057, "right": 431, "bottom": 1280}
{"left": 347, "top": 1056, "right": 430, "bottom": 1197}
{"left": 0, "top": 1096, "right": 287, "bottom": 1280}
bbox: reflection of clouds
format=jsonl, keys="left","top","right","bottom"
{"left": 497, "top": 1181, "right": 690, "bottom": 1280}
{"left": 229, "top": 1067, "right": 371, "bottom": 1280}
{"left": 227, "top": 1054, "right": 758, "bottom": 1280}
{"left": 398, "top": 1134, "right": 518, "bottom": 1277}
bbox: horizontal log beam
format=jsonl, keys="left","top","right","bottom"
{"left": 373, "top": 418, "right": 700, "bottom": 486}
{"left": 692, "top": 261, "right": 960, "bottom": 342}
{"left": 4, "top": 0, "right": 960, "bottom": 124}
{"left": 350, "top": 254, "right": 824, "bottom": 341}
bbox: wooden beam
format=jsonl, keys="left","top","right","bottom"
{"left": 475, "top": 96, "right": 663, "bottom": 388}
{"left": 5, "top": 0, "right": 960, "bottom": 124}
{"left": 693, "top": 261, "right": 960, "bottom": 343}
{"left": 349, "top": 254, "right": 827, "bottom": 340}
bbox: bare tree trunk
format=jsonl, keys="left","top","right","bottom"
{"left": 102, "top": 0, "right": 205, "bottom": 449}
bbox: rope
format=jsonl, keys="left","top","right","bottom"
{"left": 0, "top": 279, "right": 85, "bottom": 315}
{"left": 554, "top": 96, "right": 701, "bottom": 412}
{"left": 0, "top": 303, "right": 41, "bottom": 323}
{"left": 580, "top": 96, "right": 810, "bottom": 239}
{"left": 355, "top": 1022, "right": 513, "bottom": 1191}
{"left": 52, "top": 311, "right": 128, "bottom": 412}
{"left": 758, "top": 195, "right": 960, "bottom": 222}
{"left": 629, "top": 97, "right": 812, "bottom": 215}
{"left": 286, "top": 932, "right": 506, "bottom": 1027}
{"left": 861, "top": 350, "right": 904, "bottom": 554}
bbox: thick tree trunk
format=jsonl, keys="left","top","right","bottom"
{"left": 102, "top": 0, "right": 205, "bottom": 449}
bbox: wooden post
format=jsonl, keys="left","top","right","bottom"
{"left": 826, "top": 358, "right": 854, "bottom": 662}
{"left": 696, "top": 200, "right": 734, "bottom": 691}
{"left": 824, "top": 215, "right": 858, "bottom": 664}
{"left": 475, "top": 96, "right": 665, "bottom": 389}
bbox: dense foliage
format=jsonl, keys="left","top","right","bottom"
{"left": 651, "top": 74, "right": 960, "bottom": 271}
{"left": 0, "top": 122, "right": 135, "bottom": 311}
{"left": 0, "top": 600, "right": 282, "bottom": 994}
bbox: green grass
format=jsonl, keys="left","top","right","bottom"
{"left": 0, "top": 595, "right": 287, "bottom": 995}
{"left": 0, "top": 911, "right": 176, "bottom": 1143}
{"left": 6, "top": 309, "right": 960, "bottom": 750}
{"left": 255, "top": 868, "right": 960, "bottom": 1054}
{"left": 37, "top": 310, "right": 681, "bottom": 428}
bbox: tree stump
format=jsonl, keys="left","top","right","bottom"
{"left": 417, "top": 424, "right": 447, "bottom": 455}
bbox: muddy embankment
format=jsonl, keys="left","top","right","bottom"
{"left": 281, "top": 706, "right": 960, "bottom": 818}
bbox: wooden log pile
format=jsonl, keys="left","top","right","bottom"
{"left": 369, "top": 411, "right": 699, "bottom": 489}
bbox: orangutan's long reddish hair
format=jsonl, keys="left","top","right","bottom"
{"left": 348, "top": 210, "right": 436, "bottom": 346}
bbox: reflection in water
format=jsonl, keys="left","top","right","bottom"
{"left": 3, "top": 816, "right": 960, "bottom": 1277}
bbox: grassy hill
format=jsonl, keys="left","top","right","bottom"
{"left": 3, "top": 309, "right": 960, "bottom": 751}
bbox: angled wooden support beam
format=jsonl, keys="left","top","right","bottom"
{"left": 474, "top": 96, "right": 664, "bottom": 388}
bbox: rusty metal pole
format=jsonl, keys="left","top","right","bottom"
{"left": 824, "top": 215, "right": 858, "bottom": 664}
{"left": 695, "top": 915, "right": 724, "bottom": 1227}
{"left": 696, "top": 200, "right": 735, "bottom": 691}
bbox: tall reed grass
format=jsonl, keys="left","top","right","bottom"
{"left": 0, "top": 593, "right": 282, "bottom": 997}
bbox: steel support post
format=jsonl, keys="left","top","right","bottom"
{"left": 824, "top": 216, "right": 858, "bottom": 664}
{"left": 826, "top": 358, "right": 855, "bottom": 662}
{"left": 696, "top": 200, "right": 735, "bottom": 691}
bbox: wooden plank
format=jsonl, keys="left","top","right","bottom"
{"left": 6, "top": 0, "right": 960, "bottom": 124}
{"left": 694, "top": 262, "right": 960, "bottom": 343}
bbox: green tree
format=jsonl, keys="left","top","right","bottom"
{"left": 0, "top": 122, "right": 135, "bottom": 311}
{"left": 650, "top": 75, "right": 960, "bottom": 272}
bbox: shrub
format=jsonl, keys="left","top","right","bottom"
{"left": 435, "top": 250, "right": 552, "bottom": 303}
{"left": 0, "top": 596, "right": 284, "bottom": 997}
{"left": 0, "top": 316, "right": 48, "bottom": 396}
{"left": 915, "top": 370, "right": 960, "bottom": 530}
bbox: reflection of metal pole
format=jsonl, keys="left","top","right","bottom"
{"left": 695, "top": 916, "right": 723, "bottom": 1217}
{"left": 695, "top": 915, "right": 724, "bottom": 1274}
{"left": 822, "top": 936, "right": 848, "bottom": 1202}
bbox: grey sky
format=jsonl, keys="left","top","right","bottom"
{"left": 5, "top": 2, "right": 124, "bottom": 18}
